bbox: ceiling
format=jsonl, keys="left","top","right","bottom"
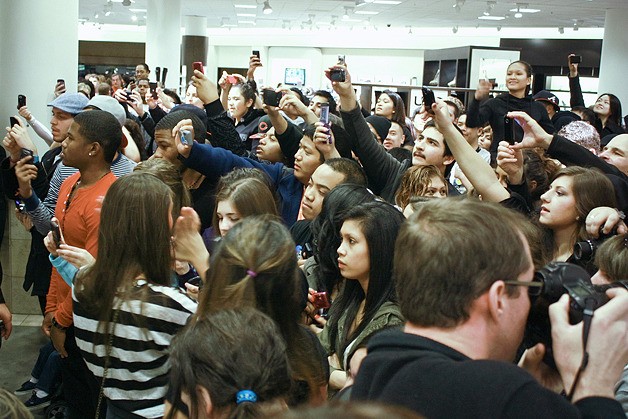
{"left": 79, "top": 0, "right": 628, "bottom": 31}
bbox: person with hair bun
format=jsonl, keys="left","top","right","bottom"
{"left": 466, "top": 60, "right": 554, "bottom": 157}
{"left": 166, "top": 307, "right": 292, "bottom": 419}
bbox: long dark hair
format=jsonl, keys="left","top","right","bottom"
{"left": 327, "top": 201, "right": 405, "bottom": 359}
{"left": 168, "top": 308, "right": 291, "bottom": 419}
{"left": 197, "top": 216, "right": 326, "bottom": 403}
{"left": 380, "top": 90, "right": 407, "bottom": 126}
{"left": 310, "top": 184, "right": 377, "bottom": 293}
{"left": 596, "top": 93, "right": 623, "bottom": 126}
{"left": 74, "top": 173, "right": 174, "bottom": 327}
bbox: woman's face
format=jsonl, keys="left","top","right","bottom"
{"left": 337, "top": 219, "right": 370, "bottom": 283}
{"left": 594, "top": 95, "right": 611, "bottom": 118}
{"left": 423, "top": 175, "right": 447, "bottom": 198}
{"left": 478, "top": 127, "right": 492, "bottom": 150}
{"left": 505, "top": 63, "right": 530, "bottom": 95}
{"left": 375, "top": 93, "right": 395, "bottom": 119}
{"left": 216, "top": 199, "right": 241, "bottom": 237}
{"left": 256, "top": 127, "right": 283, "bottom": 162}
{"left": 185, "top": 85, "right": 204, "bottom": 109}
{"left": 228, "top": 86, "right": 252, "bottom": 120}
{"left": 539, "top": 176, "right": 579, "bottom": 230}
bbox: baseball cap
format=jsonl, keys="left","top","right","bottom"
{"left": 250, "top": 116, "right": 273, "bottom": 139}
{"left": 48, "top": 93, "right": 89, "bottom": 115}
{"left": 85, "top": 95, "right": 126, "bottom": 127}
{"left": 533, "top": 90, "right": 560, "bottom": 110}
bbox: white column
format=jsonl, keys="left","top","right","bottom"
{"left": 183, "top": 15, "right": 207, "bottom": 37}
{"left": 0, "top": 0, "right": 78, "bottom": 314}
{"left": 598, "top": 9, "right": 628, "bottom": 110}
{"left": 146, "top": 0, "right": 181, "bottom": 89}
{"left": 0, "top": 0, "right": 79, "bottom": 153}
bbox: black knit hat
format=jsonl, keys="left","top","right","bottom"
{"left": 365, "top": 115, "right": 392, "bottom": 142}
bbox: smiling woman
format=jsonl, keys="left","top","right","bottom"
{"left": 466, "top": 60, "right": 555, "bottom": 156}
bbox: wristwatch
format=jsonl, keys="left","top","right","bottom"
{"left": 51, "top": 316, "right": 68, "bottom": 331}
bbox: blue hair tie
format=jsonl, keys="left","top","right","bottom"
{"left": 236, "top": 390, "right": 257, "bottom": 405}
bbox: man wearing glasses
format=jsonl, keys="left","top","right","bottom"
{"left": 351, "top": 198, "right": 627, "bottom": 418}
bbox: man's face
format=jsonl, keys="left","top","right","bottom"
{"left": 256, "top": 127, "right": 284, "bottom": 163}
{"left": 308, "top": 95, "right": 329, "bottom": 118}
{"left": 151, "top": 129, "right": 181, "bottom": 167}
{"left": 411, "top": 127, "right": 452, "bottom": 172}
{"left": 383, "top": 122, "right": 405, "bottom": 150}
{"left": 111, "top": 75, "right": 123, "bottom": 89}
{"left": 293, "top": 135, "right": 322, "bottom": 185}
{"left": 61, "top": 121, "right": 90, "bottom": 169}
{"left": 137, "top": 80, "right": 150, "bottom": 97}
{"left": 599, "top": 134, "right": 628, "bottom": 175}
{"left": 50, "top": 107, "right": 74, "bottom": 143}
{"left": 135, "top": 65, "right": 149, "bottom": 79}
{"left": 301, "top": 164, "right": 344, "bottom": 220}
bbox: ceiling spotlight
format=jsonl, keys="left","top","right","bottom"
{"left": 131, "top": 14, "right": 137, "bottom": 21}
{"left": 452, "top": 26, "right": 458, "bottom": 33}
{"left": 121, "top": 0, "right": 131, "bottom": 5}
{"left": 94, "top": 11, "right": 100, "bottom": 19}
{"left": 514, "top": 6, "right": 522, "bottom": 18}
{"left": 407, "top": 26, "right": 412, "bottom": 34}
{"left": 496, "top": 25, "right": 502, "bottom": 31}
{"left": 453, "top": 0, "right": 465, "bottom": 12}
{"left": 263, "top": 1, "right": 273, "bottom": 15}
{"left": 343, "top": 7, "right": 351, "bottom": 20}
{"left": 356, "top": 0, "right": 366, "bottom": 5}
{"left": 558, "top": 27, "right": 564, "bottom": 34}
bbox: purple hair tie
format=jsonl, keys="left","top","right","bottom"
{"left": 247, "top": 269, "right": 257, "bottom": 278}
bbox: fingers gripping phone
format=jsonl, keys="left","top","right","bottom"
{"left": 179, "top": 128, "right": 192, "bottom": 147}
{"left": 312, "top": 292, "right": 330, "bottom": 310}
{"left": 252, "top": 50, "right": 260, "bottom": 60}
{"left": 17, "top": 95, "right": 26, "bottom": 110}
{"left": 10, "top": 117, "right": 19, "bottom": 128}
{"left": 262, "top": 89, "right": 282, "bottom": 107}
{"left": 319, "top": 103, "right": 332, "bottom": 144}
{"left": 149, "top": 82, "right": 158, "bottom": 99}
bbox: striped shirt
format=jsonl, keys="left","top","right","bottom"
{"left": 25, "top": 153, "right": 136, "bottom": 236}
{"left": 73, "top": 280, "right": 197, "bottom": 418}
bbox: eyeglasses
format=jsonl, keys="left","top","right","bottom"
{"left": 503, "top": 280, "right": 544, "bottom": 296}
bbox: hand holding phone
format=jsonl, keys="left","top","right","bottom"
{"left": 252, "top": 50, "right": 260, "bottom": 60}
{"left": 319, "top": 103, "right": 332, "bottom": 144}
{"left": 312, "top": 292, "right": 330, "bottom": 310}
{"left": 263, "top": 89, "right": 283, "bottom": 107}
{"left": 569, "top": 55, "right": 582, "bottom": 64}
{"left": 226, "top": 75, "right": 238, "bottom": 85}
{"left": 10, "top": 117, "right": 19, "bottom": 128}
{"left": 329, "top": 68, "right": 346, "bottom": 83}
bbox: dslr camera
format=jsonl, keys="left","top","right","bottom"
{"left": 523, "top": 262, "right": 627, "bottom": 369}
{"left": 573, "top": 228, "right": 616, "bottom": 262}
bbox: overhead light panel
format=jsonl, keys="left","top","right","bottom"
{"left": 237, "top": 13, "right": 255, "bottom": 17}
{"left": 234, "top": 4, "right": 257, "bottom": 8}
{"left": 478, "top": 15, "right": 505, "bottom": 20}
{"left": 355, "top": 10, "right": 379, "bottom": 15}
{"left": 263, "top": 1, "right": 273, "bottom": 14}
{"left": 509, "top": 6, "right": 540, "bottom": 13}
{"left": 129, "top": 8, "right": 146, "bottom": 12}
{"left": 373, "top": 0, "right": 401, "bottom": 3}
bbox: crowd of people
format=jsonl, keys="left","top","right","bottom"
{"left": 0, "top": 50, "right": 627, "bottom": 419}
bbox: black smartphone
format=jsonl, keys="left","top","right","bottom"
{"left": 252, "top": 50, "right": 260, "bottom": 59}
{"left": 57, "top": 79, "right": 65, "bottom": 85}
{"left": 569, "top": 55, "right": 582, "bottom": 64}
{"left": 51, "top": 220, "right": 62, "bottom": 248}
{"left": 149, "top": 82, "right": 158, "bottom": 99}
{"left": 179, "top": 128, "right": 191, "bottom": 146}
{"left": 422, "top": 87, "right": 436, "bottom": 113}
{"left": 17, "top": 94, "right": 26, "bottom": 110}
{"left": 125, "top": 89, "right": 134, "bottom": 102}
{"left": 262, "top": 89, "right": 282, "bottom": 107}
{"left": 161, "top": 68, "right": 168, "bottom": 86}
{"left": 10, "top": 117, "right": 19, "bottom": 128}
{"left": 503, "top": 116, "right": 515, "bottom": 144}
{"left": 155, "top": 67, "right": 161, "bottom": 83}
{"left": 186, "top": 276, "right": 202, "bottom": 287}
{"left": 319, "top": 103, "right": 331, "bottom": 144}
{"left": 338, "top": 55, "right": 346, "bottom": 65}
{"left": 329, "top": 68, "right": 346, "bottom": 82}
{"left": 192, "top": 62, "right": 204, "bottom": 74}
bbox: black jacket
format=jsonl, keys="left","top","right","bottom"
{"left": 552, "top": 110, "right": 580, "bottom": 133}
{"left": 352, "top": 329, "right": 624, "bottom": 419}
{"left": 467, "top": 93, "right": 554, "bottom": 155}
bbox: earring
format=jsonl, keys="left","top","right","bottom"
{"left": 89, "top": 153, "right": 93, "bottom": 156}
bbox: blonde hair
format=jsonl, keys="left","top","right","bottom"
{"left": 395, "top": 165, "right": 447, "bottom": 208}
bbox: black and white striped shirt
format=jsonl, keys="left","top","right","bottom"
{"left": 73, "top": 280, "right": 197, "bottom": 418}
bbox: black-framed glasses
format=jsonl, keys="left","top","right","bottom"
{"left": 503, "top": 280, "right": 544, "bottom": 296}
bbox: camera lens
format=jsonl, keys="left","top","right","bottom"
{"left": 573, "top": 239, "right": 594, "bottom": 261}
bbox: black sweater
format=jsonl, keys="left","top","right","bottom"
{"left": 467, "top": 93, "right": 554, "bottom": 155}
{"left": 352, "top": 329, "right": 624, "bottom": 419}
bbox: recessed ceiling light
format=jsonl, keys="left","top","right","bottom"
{"left": 238, "top": 20, "right": 256, "bottom": 25}
{"left": 355, "top": 10, "right": 379, "bottom": 15}
{"left": 237, "top": 13, "right": 256, "bottom": 17}
{"left": 509, "top": 7, "right": 540, "bottom": 13}
{"left": 372, "top": 0, "right": 402, "bottom": 4}
{"left": 478, "top": 15, "right": 505, "bottom": 20}
{"left": 234, "top": 4, "right": 257, "bottom": 8}
{"left": 129, "top": 8, "right": 146, "bottom": 12}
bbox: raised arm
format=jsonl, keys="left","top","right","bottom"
{"left": 567, "top": 54, "right": 585, "bottom": 108}
{"left": 432, "top": 99, "right": 510, "bottom": 203}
